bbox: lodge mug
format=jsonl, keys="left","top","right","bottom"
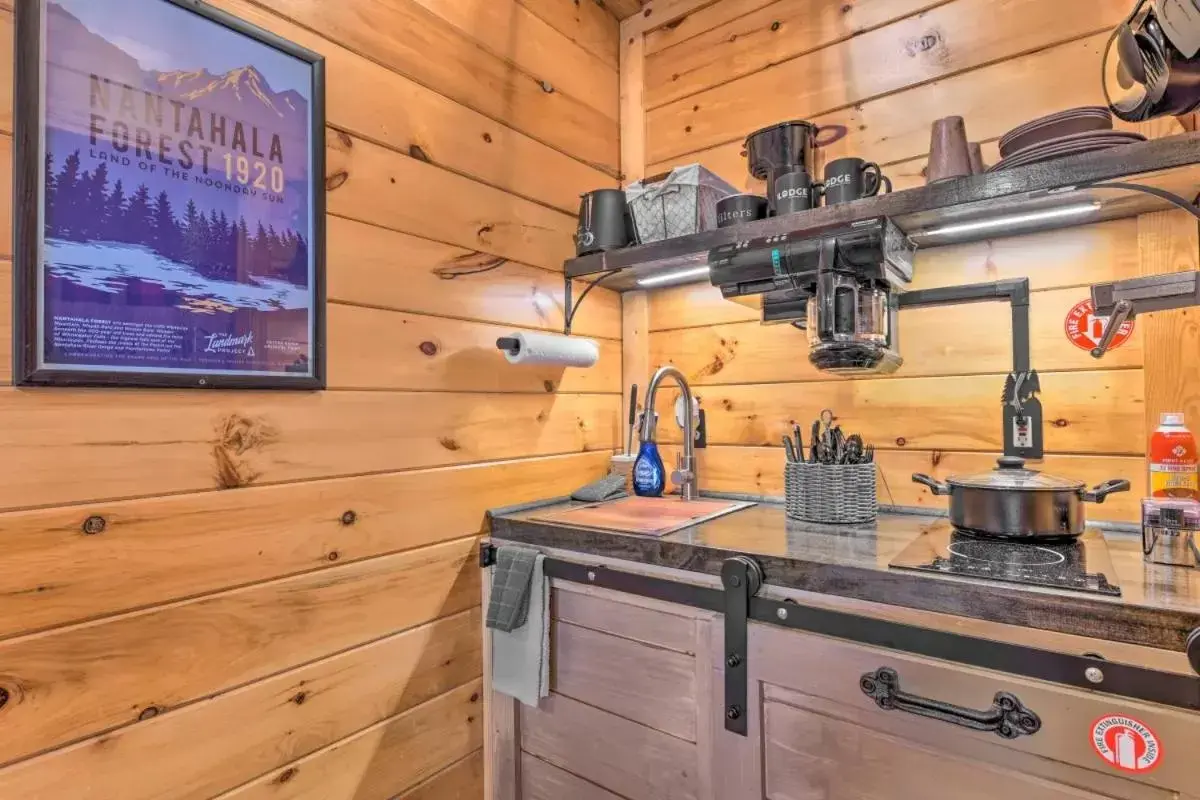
{"left": 773, "top": 169, "right": 822, "bottom": 215}
{"left": 822, "top": 157, "right": 892, "bottom": 205}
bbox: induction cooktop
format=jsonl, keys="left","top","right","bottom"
{"left": 889, "top": 522, "right": 1121, "bottom": 597}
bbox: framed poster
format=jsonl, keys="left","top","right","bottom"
{"left": 13, "top": 0, "right": 326, "bottom": 388}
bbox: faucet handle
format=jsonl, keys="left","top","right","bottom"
{"left": 671, "top": 452, "right": 695, "bottom": 489}
{"left": 670, "top": 467, "right": 694, "bottom": 487}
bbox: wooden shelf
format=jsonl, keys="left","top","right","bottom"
{"left": 567, "top": 133, "right": 1200, "bottom": 292}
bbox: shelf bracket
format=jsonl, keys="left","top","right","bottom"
{"left": 563, "top": 271, "right": 619, "bottom": 335}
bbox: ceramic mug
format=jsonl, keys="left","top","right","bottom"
{"left": 823, "top": 157, "right": 892, "bottom": 205}
{"left": 773, "top": 169, "right": 822, "bottom": 215}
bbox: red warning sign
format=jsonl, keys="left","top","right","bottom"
{"left": 1065, "top": 299, "right": 1134, "bottom": 352}
{"left": 1091, "top": 715, "right": 1162, "bottom": 773}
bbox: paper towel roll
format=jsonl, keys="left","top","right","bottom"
{"left": 497, "top": 331, "right": 599, "bottom": 367}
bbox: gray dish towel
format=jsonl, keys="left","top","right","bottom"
{"left": 486, "top": 545, "right": 539, "bottom": 632}
{"left": 571, "top": 473, "right": 628, "bottom": 502}
{"left": 490, "top": 551, "right": 550, "bottom": 708}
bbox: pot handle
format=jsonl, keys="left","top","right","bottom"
{"left": 912, "top": 473, "right": 951, "bottom": 496}
{"left": 1082, "top": 479, "right": 1131, "bottom": 504}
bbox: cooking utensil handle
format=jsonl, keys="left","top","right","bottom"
{"left": 782, "top": 436, "right": 798, "bottom": 463}
{"left": 860, "top": 668, "right": 1041, "bottom": 740}
{"left": 911, "top": 473, "right": 951, "bottom": 496}
{"left": 1082, "top": 479, "right": 1131, "bottom": 503}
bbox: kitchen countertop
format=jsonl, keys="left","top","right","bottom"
{"left": 489, "top": 498, "right": 1200, "bottom": 653}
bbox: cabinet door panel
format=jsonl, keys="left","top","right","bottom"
{"left": 521, "top": 693, "right": 699, "bottom": 800}
{"left": 763, "top": 695, "right": 1155, "bottom": 800}
{"left": 748, "top": 622, "right": 1200, "bottom": 792}
{"left": 551, "top": 620, "right": 697, "bottom": 740}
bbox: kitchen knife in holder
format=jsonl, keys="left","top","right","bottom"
{"left": 785, "top": 461, "right": 877, "bottom": 524}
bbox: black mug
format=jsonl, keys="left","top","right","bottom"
{"left": 773, "top": 169, "right": 822, "bottom": 215}
{"left": 822, "top": 158, "right": 892, "bottom": 205}
{"left": 716, "top": 194, "right": 768, "bottom": 228}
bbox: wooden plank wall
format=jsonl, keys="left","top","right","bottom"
{"left": 628, "top": 0, "right": 1200, "bottom": 522}
{"left": 0, "top": 1, "right": 619, "bottom": 798}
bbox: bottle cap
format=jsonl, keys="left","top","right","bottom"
{"left": 1161, "top": 412, "right": 1186, "bottom": 426}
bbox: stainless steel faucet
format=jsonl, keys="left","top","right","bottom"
{"left": 641, "top": 365, "right": 699, "bottom": 501}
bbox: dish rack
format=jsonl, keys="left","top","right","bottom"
{"left": 785, "top": 461, "right": 878, "bottom": 524}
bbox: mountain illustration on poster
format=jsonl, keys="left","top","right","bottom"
{"left": 21, "top": 0, "right": 324, "bottom": 385}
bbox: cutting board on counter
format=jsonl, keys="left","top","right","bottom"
{"left": 530, "top": 496, "right": 753, "bottom": 537}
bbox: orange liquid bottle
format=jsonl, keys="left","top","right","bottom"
{"left": 1149, "top": 412, "right": 1199, "bottom": 499}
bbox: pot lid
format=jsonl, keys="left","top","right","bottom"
{"left": 946, "top": 457, "right": 1086, "bottom": 491}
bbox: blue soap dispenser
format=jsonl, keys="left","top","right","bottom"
{"left": 633, "top": 410, "right": 666, "bottom": 497}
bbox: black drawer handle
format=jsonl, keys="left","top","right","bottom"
{"left": 860, "top": 667, "right": 1041, "bottom": 740}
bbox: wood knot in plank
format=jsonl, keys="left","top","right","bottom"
{"left": 408, "top": 144, "right": 431, "bottom": 163}
{"left": 82, "top": 515, "right": 107, "bottom": 535}
{"left": 930, "top": 450, "right": 944, "bottom": 467}
{"left": 335, "top": 130, "right": 353, "bottom": 149}
{"left": 138, "top": 706, "right": 162, "bottom": 721}
{"left": 212, "top": 413, "right": 279, "bottom": 490}
{"left": 277, "top": 768, "right": 298, "bottom": 785}
{"left": 482, "top": 132, "right": 493, "bottom": 144}
{"left": 419, "top": 341, "right": 439, "bottom": 356}
{"left": 439, "top": 437, "right": 462, "bottom": 451}
{"left": 325, "top": 171, "right": 349, "bottom": 191}
{"left": 903, "top": 28, "right": 949, "bottom": 64}
{"left": 1052, "top": 418, "right": 1070, "bottom": 428}
{"left": 217, "top": 414, "right": 279, "bottom": 456}
{"left": 340, "top": 510, "right": 358, "bottom": 526}
{"left": 895, "top": 437, "right": 908, "bottom": 446}
{"left": 292, "top": 691, "right": 308, "bottom": 705}
{"left": 543, "top": 380, "right": 556, "bottom": 393}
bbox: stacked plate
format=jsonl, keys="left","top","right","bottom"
{"left": 988, "top": 107, "right": 1145, "bottom": 173}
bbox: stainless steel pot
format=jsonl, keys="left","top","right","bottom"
{"left": 912, "top": 456, "right": 1130, "bottom": 540}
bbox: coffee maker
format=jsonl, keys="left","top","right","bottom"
{"left": 708, "top": 218, "right": 913, "bottom": 375}
{"left": 707, "top": 218, "right": 1045, "bottom": 459}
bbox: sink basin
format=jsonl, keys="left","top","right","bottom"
{"left": 530, "top": 496, "right": 755, "bottom": 537}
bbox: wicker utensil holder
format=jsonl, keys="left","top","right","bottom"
{"left": 785, "top": 461, "right": 878, "bottom": 524}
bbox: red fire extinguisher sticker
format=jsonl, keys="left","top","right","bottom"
{"left": 1065, "top": 299, "right": 1134, "bottom": 352}
{"left": 1090, "top": 715, "right": 1162, "bottom": 773}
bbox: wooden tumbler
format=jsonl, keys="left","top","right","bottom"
{"left": 927, "top": 116, "right": 972, "bottom": 184}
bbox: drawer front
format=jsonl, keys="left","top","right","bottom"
{"left": 748, "top": 622, "right": 1200, "bottom": 792}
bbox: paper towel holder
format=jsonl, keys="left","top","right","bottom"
{"left": 496, "top": 337, "right": 521, "bottom": 355}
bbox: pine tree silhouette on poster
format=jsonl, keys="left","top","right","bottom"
{"left": 43, "top": 148, "right": 308, "bottom": 287}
